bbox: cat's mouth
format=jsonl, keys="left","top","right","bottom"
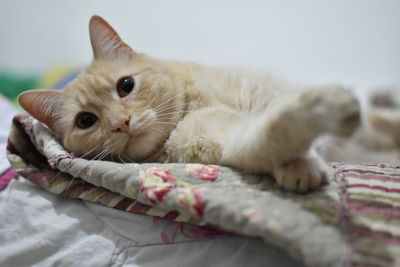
{"left": 128, "top": 130, "right": 145, "bottom": 138}
{"left": 125, "top": 126, "right": 149, "bottom": 144}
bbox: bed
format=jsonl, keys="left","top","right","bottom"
{"left": 1, "top": 76, "right": 400, "bottom": 267}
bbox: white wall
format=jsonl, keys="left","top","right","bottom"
{"left": 0, "top": 0, "right": 399, "bottom": 90}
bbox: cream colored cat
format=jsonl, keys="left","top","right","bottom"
{"left": 18, "top": 16, "right": 360, "bottom": 193}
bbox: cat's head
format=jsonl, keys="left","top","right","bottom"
{"left": 18, "top": 16, "right": 186, "bottom": 162}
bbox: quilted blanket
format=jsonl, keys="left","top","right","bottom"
{"left": 7, "top": 114, "right": 400, "bottom": 267}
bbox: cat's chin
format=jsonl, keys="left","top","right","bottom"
{"left": 123, "top": 131, "right": 159, "bottom": 162}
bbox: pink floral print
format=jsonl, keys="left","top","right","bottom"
{"left": 176, "top": 188, "right": 204, "bottom": 218}
{"left": 139, "top": 167, "right": 176, "bottom": 204}
{"left": 186, "top": 164, "right": 221, "bottom": 181}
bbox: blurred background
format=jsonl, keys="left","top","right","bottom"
{"left": 0, "top": 0, "right": 399, "bottom": 103}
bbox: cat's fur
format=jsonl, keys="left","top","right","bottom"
{"left": 18, "top": 16, "right": 361, "bottom": 193}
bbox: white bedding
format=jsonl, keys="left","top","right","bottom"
{"left": 0, "top": 179, "right": 300, "bottom": 267}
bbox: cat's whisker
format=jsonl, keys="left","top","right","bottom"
{"left": 121, "top": 153, "right": 134, "bottom": 163}
{"left": 153, "top": 96, "right": 186, "bottom": 111}
{"left": 157, "top": 110, "right": 192, "bottom": 117}
{"left": 150, "top": 125, "right": 167, "bottom": 132}
{"left": 75, "top": 145, "right": 100, "bottom": 161}
{"left": 117, "top": 153, "right": 125, "bottom": 164}
{"left": 151, "top": 99, "right": 168, "bottom": 113}
{"left": 62, "top": 148, "right": 107, "bottom": 197}
{"left": 74, "top": 149, "right": 110, "bottom": 179}
{"left": 152, "top": 119, "right": 180, "bottom": 124}
{"left": 152, "top": 101, "right": 174, "bottom": 115}
{"left": 152, "top": 93, "right": 180, "bottom": 112}
{"left": 152, "top": 121, "right": 179, "bottom": 126}
{"left": 153, "top": 101, "right": 188, "bottom": 114}
{"left": 52, "top": 145, "right": 99, "bottom": 187}
{"left": 98, "top": 149, "right": 111, "bottom": 161}
{"left": 118, "top": 153, "right": 130, "bottom": 164}
{"left": 152, "top": 119, "right": 180, "bottom": 123}
{"left": 92, "top": 150, "right": 107, "bottom": 161}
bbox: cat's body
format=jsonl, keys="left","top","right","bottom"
{"left": 18, "top": 16, "right": 361, "bottom": 193}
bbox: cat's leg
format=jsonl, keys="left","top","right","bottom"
{"left": 166, "top": 107, "right": 241, "bottom": 164}
{"left": 272, "top": 148, "right": 332, "bottom": 192}
{"left": 167, "top": 86, "right": 359, "bottom": 192}
{"left": 222, "top": 85, "right": 360, "bottom": 192}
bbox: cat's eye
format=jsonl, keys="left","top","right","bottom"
{"left": 76, "top": 112, "right": 97, "bottom": 129}
{"left": 117, "top": 76, "right": 135, "bottom": 98}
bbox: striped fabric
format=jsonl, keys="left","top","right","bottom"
{"left": 336, "top": 164, "right": 400, "bottom": 267}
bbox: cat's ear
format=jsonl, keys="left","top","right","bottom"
{"left": 89, "top": 15, "right": 134, "bottom": 61}
{"left": 18, "top": 90, "right": 63, "bottom": 131}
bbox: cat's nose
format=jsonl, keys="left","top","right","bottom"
{"left": 112, "top": 116, "right": 130, "bottom": 134}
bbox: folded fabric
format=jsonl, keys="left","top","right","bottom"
{"left": 0, "top": 95, "right": 19, "bottom": 185}
{"left": 7, "top": 114, "right": 400, "bottom": 267}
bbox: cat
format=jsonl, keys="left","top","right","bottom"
{"left": 18, "top": 15, "right": 361, "bottom": 193}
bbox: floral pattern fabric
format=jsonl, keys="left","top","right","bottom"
{"left": 139, "top": 167, "right": 176, "bottom": 204}
{"left": 6, "top": 115, "right": 343, "bottom": 267}
{"left": 186, "top": 164, "right": 221, "bottom": 181}
{"left": 8, "top": 115, "right": 400, "bottom": 267}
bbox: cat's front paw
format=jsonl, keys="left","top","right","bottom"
{"left": 300, "top": 85, "right": 361, "bottom": 137}
{"left": 273, "top": 154, "right": 330, "bottom": 193}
